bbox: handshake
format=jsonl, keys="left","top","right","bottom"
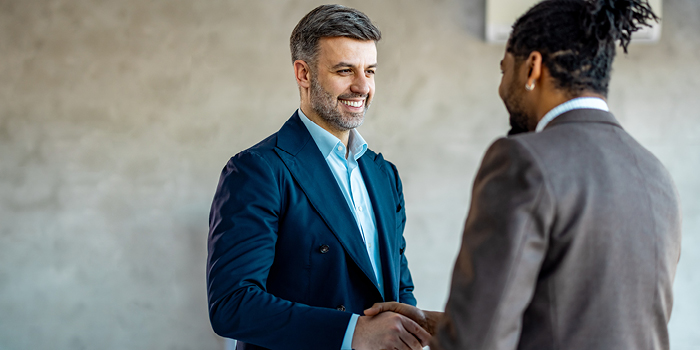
{"left": 351, "top": 302, "right": 444, "bottom": 350}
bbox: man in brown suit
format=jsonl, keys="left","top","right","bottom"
{"left": 365, "top": 0, "right": 683, "bottom": 349}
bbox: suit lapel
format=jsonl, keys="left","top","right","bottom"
{"left": 274, "top": 112, "right": 380, "bottom": 291}
{"left": 359, "top": 152, "right": 399, "bottom": 301}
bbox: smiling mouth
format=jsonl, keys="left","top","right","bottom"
{"left": 339, "top": 99, "right": 364, "bottom": 108}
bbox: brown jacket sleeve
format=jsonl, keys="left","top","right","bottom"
{"left": 432, "top": 137, "right": 555, "bottom": 350}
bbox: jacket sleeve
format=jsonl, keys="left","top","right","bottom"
{"left": 432, "top": 137, "right": 555, "bottom": 350}
{"left": 387, "top": 160, "right": 417, "bottom": 306}
{"left": 207, "top": 151, "right": 351, "bottom": 350}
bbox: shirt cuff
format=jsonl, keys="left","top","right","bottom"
{"left": 341, "top": 313, "right": 360, "bottom": 350}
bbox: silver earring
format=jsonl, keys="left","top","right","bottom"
{"left": 525, "top": 82, "right": 535, "bottom": 91}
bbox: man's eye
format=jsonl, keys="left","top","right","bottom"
{"left": 366, "top": 70, "right": 376, "bottom": 75}
{"left": 338, "top": 69, "right": 352, "bottom": 74}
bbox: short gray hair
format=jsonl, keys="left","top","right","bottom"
{"left": 290, "top": 4, "right": 381, "bottom": 65}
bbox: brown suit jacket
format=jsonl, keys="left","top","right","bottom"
{"left": 433, "top": 109, "right": 682, "bottom": 350}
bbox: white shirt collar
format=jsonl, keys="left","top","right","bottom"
{"left": 536, "top": 97, "right": 609, "bottom": 132}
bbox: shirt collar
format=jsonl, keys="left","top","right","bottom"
{"left": 536, "top": 97, "right": 609, "bottom": 132}
{"left": 297, "top": 108, "right": 368, "bottom": 160}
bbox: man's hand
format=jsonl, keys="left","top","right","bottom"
{"left": 364, "top": 302, "right": 444, "bottom": 336}
{"left": 351, "top": 311, "right": 431, "bottom": 350}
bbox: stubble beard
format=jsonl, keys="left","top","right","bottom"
{"left": 310, "top": 73, "right": 369, "bottom": 132}
{"left": 505, "top": 78, "right": 532, "bottom": 135}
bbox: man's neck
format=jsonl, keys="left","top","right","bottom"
{"left": 299, "top": 105, "right": 350, "bottom": 147}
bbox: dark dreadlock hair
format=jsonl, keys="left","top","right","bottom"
{"left": 507, "top": 0, "right": 658, "bottom": 97}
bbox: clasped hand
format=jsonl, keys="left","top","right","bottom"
{"left": 351, "top": 302, "right": 444, "bottom": 350}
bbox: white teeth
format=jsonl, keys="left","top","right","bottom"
{"left": 340, "top": 100, "right": 363, "bottom": 107}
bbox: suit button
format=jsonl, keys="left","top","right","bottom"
{"left": 336, "top": 305, "right": 346, "bottom": 311}
{"left": 319, "top": 244, "right": 330, "bottom": 254}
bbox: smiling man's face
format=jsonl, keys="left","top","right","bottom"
{"left": 309, "top": 37, "right": 377, "bottom": 132}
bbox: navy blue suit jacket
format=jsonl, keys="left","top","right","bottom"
{"left": 207, "top": 112, "right": 416, "bottom": 350}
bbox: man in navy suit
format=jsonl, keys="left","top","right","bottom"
{"left": 207, "top": 5, "right": 430, "bottom": 350}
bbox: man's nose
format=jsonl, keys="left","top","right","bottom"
{"left": 350, "top": 73, "right": 371, "bottom": 95}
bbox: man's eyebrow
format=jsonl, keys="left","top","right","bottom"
{"left": 330, "top": 62, "right": 378, "bottom": 69}
{"left": 331, "top": 62, "right": 354, "bottom": 69}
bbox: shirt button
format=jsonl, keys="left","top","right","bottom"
{"left": 357, "top": 206, "right": 363, "bottom": 212}
{"left": 337, "top": 145, "right": 343, "bottom": 151}
{"left": 319, "top": 244, "right": 330, "bottom": 254}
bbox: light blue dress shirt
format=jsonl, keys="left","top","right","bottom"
{"left": 298, "top": 109, "right": 384, "bottom": 350}
{"left": 536, "top": 97, "right": 609, "bottom": 132}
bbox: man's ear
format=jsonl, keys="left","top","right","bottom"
{"left": 293, "top": 60, "right": 312, "bottom": 89}
{"left": 524, "top": 51, "right": 543, "bottom": 89}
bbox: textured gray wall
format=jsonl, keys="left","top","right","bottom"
{"left": 1, "top": 0, "right": 698, "bottom": 349}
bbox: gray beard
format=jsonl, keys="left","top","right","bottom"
{"left": 310, "top": 76, "right": 368, "bottom": 131}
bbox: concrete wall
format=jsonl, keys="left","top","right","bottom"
{"left": 1, "top": 0, "right": 698, "bottom": 349}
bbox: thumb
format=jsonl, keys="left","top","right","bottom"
{"left": 363, "top": 303, "right": 383, "bottom": 316}
{"left": 363, "top": 301, "right": 399, "bottom": 316}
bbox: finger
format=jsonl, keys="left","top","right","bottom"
{"left": 394, "top": 335, "right": 413, "bottom": 350}
{"left": 398, "top": 330, "right": 423, "bottom": 350}
{"left": 400, "top": 315, "right": 432, "bottom": 346}
{"left": 363, "top": 301, "right": 399, "bottom": 316}
{"left": 363, "top": 303, "right": 381, "bottom": 316}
